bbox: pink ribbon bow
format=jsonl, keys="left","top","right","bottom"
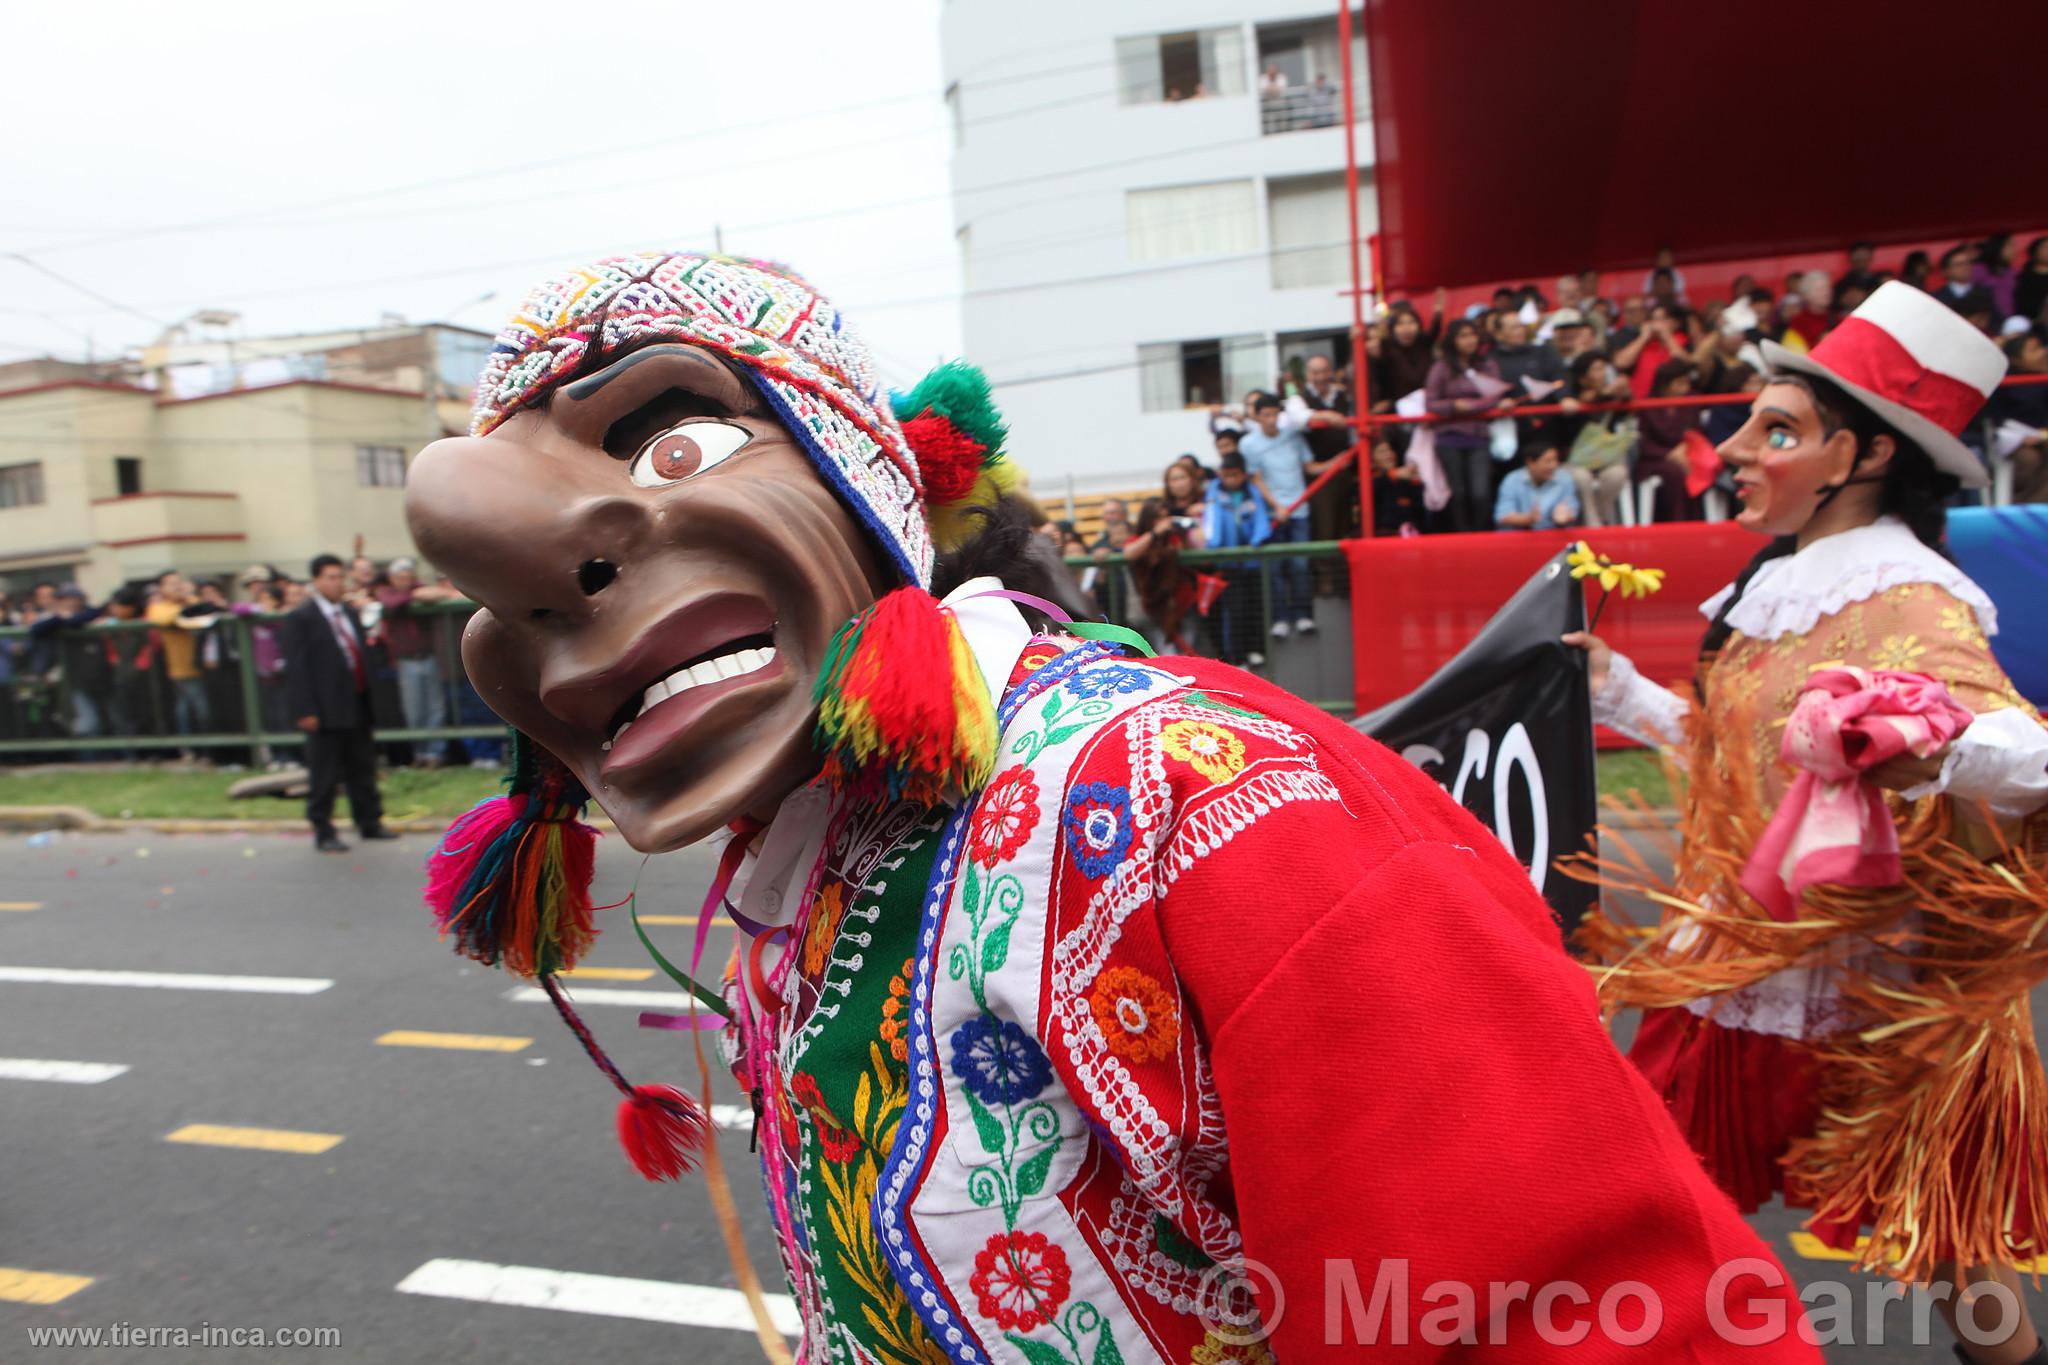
{"left": 1740, "top": 667, "right": 1974, "bottom": 920}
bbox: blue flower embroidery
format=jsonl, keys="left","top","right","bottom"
{"left": 1063, "top": 782, "right": 1134, "bottom": 880}
{"left": 1064, "top": 664, "right": 1152, "bottom": 700}
{"left": 948, "top": 1016, "right": 1053, "bottom": 1106}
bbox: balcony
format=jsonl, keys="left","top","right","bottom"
{"left": 91, "top": 491, "right": 246, "bottom": 574}
{"left": 1255, "top": 14, "right": 1368, "bottom": 136}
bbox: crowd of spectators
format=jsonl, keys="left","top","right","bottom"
{"left": 0, "top": 558, "right": 494, "bottom": 765}
{"left": 1063, "top": 234, "right": 2048, "bottom": 666}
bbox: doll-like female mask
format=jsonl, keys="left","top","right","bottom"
{"left": 405, "top": 342, "right": 889, "bottom": 852}
{"left": 1719, "top": 379, "right": 1890, "bottom": 539}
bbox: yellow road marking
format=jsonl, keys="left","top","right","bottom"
{"left": 1789, "top": 1230, "right": 2048, "bottom": 1273}
{"left": 559, "top": 966, "right": 656, "bottom": 981}
{"left": 165, "top": 1124, "right": 343, "bottom": 1155}
{"left": 638, "top": 914, "right": 698, "bottom": 926}
{"left": 0, "top": 902, "right": 42, "bottom": 912}
{"left": 0, "top": 1267, "right": 93, "bottom": 1304}
{"left": 376, "top": 1031, "right": 531, "bottom": 1053}
{"left": 1787, "top": 1232, "right": 1864, "bottom": 1262}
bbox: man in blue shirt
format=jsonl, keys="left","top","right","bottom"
{"left": 1201, "top": 451, "right": 1272, "bottom": 668}
{"left": 1235, "top": 391, "right": 1346, "bottom": 638}
{"left": 1493, "top": 441, "right": 1581, "bottom": 530}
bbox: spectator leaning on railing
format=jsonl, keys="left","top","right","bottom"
{"left": 375, "top": 556, "right": 459, "bottom": 767}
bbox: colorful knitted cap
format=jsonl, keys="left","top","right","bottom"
{"left": 474, "top": 251, "right": 978, "bottom": 587}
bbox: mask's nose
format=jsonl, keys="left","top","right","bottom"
{"left": 404, "top": 435, "right": 641, "bottom": 621}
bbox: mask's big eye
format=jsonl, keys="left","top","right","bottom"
{"left": 629, "top": 420, "right": 752, "bottom": 487}
{"left": 1766, "top": 428, "right": 1797, "bottom": 450}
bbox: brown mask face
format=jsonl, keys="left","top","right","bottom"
{"left": 404, "top": 343, "right": 889, "bottom": 852}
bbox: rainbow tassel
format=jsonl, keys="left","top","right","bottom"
{"left": 423, "top": 738, "right": 599, "bottom": 978}
{"left": 813, "top": 586, "right": 997, "bottom": 805}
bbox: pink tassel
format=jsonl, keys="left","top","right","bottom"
{"left": 423, "top": 795, "right": 522, "bottom": 932}
{"left": 617, "top": 1084, "right": 711, "bottom": 1181}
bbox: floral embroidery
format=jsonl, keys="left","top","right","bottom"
{"left": 1191, "top": 1331, "right": 1276, "bottom": 1365}
{"left": 817, "top": 1117, "right": 862, "bottom": 1163}
{"left": 1871, "top": 632, "right": 1927, "bottom": 671}
{"left": 970, "top": 766, "right": 1041, "bottom": 869}
{"left": 790, "top": 1070, "right": 826, "bottom": 1114}
{"left": 1941, "top": 603, "right": 1990, "bottom": 652}
{"left": 800, "top": 880, "right": 847, "bottom": 978}
{"left": 1160, "top": 718, "right": 1247, "bottom": 785}
{"left": 1065, "top": 664, "right": 1153, "bottom": 700}
{"left": 950, "top": 1016, "right": 1053, "bottom": 1106}
{"left": 1063, "top": 782, "right": 1134, "bottom": 879}
{"left": 881, "top": 956, "right": 914, "bottom": 1063}
{"left": 969, "top": 1231, "right": 1071, "bottom": 1333}
{"left": 1089, "top": 966, "right": 1179, "bottom": 1064}
{"left": 1151, "top": 1213, "right": 1212, "bottom": 1270}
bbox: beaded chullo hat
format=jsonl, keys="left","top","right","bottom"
{"left": 423, "top": 252, "right": 1014, "bottom": 1179}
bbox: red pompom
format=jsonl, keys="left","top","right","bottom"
{"left": 899, "top": 411, "right": 986, "bottom": 505}
{"left": 616, "top": 1084, "right": 710, "bottom": 1181}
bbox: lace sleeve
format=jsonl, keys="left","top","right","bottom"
{"left": 1591, "top": 651, "right": 1691, "bottom": 751}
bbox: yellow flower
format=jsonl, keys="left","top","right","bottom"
{"left": 1567, "top": 541, "right": 1602, "bottom": 578}
{"left": 1871, "top": 633, "right": 1927, "bottom": 671}
{"left": 1618, "top": 564, "right": 1666, "bottom": 598}
{"left": 1940, "top": 603, "right": 1989, "bottom": 652}
{"left": 1191, "top": 1332, "right": 1276, "bottom": 1365}
{"left": 1160, "top": 718, "right": 1247, "bottom": 785}
{"left": 1568, "top": 542, "right": 1665, "bottom": 599}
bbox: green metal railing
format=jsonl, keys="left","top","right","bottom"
{"left": 0, "top": 544, "right": 1355, "bottom": 758}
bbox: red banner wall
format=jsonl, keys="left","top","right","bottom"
{"left": 1344, "top": 524, "right": 1761, "bottom": 720}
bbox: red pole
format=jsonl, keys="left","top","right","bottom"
{"left": 1337, "top": 1, "right": 1371, "bottom": 536}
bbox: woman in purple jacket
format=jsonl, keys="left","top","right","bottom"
{"left": 1423, "top": 317, "right": 1507, "bottom": 531}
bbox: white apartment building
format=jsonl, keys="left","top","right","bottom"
{"left": 940, "top": 4, "right": 1375, "bottom": 497}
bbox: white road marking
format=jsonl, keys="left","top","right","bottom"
{"left": 395, "top": 1258, "right": 799, "bottom": 1335}
{"left": 0, "top": 966, "right": 332, "bottom": 994}
{"left": 504, "top": 985, "right": 698, "bottom": 1010}
{"left": 0, "top": 1059, "right": 129, "bottom": 1084}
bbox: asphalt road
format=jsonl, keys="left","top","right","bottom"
{"left": 2, "top": 829, "right": 2043, "bottom": 1363}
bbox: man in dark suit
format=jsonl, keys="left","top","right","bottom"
{"left": 283, "top": 553, "right": 395, "bottom": 852}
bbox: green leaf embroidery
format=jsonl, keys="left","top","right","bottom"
{"left": 1005, "top": 1333, "right": 1072, "bottom": 1365}
{"left": 1091, "top": 1323, "right": 1126, "bottom": 1365}
{"left": 1042, "top": 723, "right": 1090, "bottom": 748}
{"left": 963, "top": 1087, "right": 1006, "bottom": 1156}
{"left": 1015, "top": 1141, "right": 1056, "bottom": 1197}
{"left": 980, "top": 919, "right": 1014, "bottom": 976}
{"left": 963, "top": 860, "right": 983, "bottom": 925}
{"left": 1040, "top": 692, "right": 1063, "bottom": 723}
{"left": 1150, "top": 1213, "right": 1213, "bottom": 1270}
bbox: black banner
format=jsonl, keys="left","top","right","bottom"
{"left": 1354, "top": 548, "right": 1597, "bottom": 935}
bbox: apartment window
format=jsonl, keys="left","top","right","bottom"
{"left": 1115, "top": 27, "right": 1247, "bottom": 105}
{"left": 1138, "top": 336, "right": 1268, "bottom": 412}
{"left": 115, "top": 457, "right": 143, "bottom": 496}
{"left": 1267, "top": 171, "right": 1377, "bottom": 290}
{"left": 356, "top": 445, "right": 406, "bottom": 488}
{"left": 1256, "top": 14, "right": 1368, "bottom": 134}
{"left": 0, "top": 462, "right": 45, "bottom": 509}
{"left": 1126, "top": 180, "right": 1257, "bottom": 263}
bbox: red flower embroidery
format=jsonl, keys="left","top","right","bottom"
{"left": 816, "top": 1119, "right": 861, "bottom": 1163}
{"left": 968, "top": 767, "right": 1040, "bottom": 869}
{"left": 969, "top": 1230, "right": 1071, "bottom": 1332}
{"left": 789, "top": 1072, "right": 825, "bottom": 1113}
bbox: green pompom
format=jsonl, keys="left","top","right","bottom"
{"left": 891, "top": 360, "right": 1007, "bottom": 465}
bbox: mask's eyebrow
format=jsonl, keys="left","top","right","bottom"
{"left": 560, "top": 342, "right": 761, "bottom": 414}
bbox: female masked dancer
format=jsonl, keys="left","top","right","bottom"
{"left": 1571, "top": 282, "right": 2048, "bottom": 1364}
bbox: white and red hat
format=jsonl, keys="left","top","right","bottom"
{"left": 1761, "top": 280, "right": 2006, "bottom": 489}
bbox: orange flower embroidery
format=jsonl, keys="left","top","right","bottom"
{"left": 1160, "top": 718, "right": 1247, "bottom": 784}
{"left": 881, "top": 956, "right": 915, "bottom": 1063}
{"left": 800, "top": 880, "right": 847, "bottom": 978}
{"left": 1088, "top": 965, "right": 1179, "bottom": 1064}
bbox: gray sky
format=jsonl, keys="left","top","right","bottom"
{"left": 1, "top": 0, "right": 963, "bottom": 387}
